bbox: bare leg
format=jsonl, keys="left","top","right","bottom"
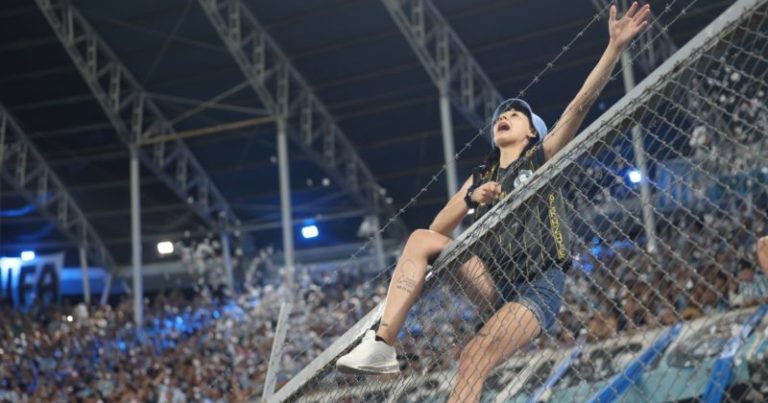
{"left": 376, "top": 229, "right": 451, "bottom": 344}
{"left": 449, "top": 256, "right": 498, "bottom": 314}
{"left": 448, "top": 302, "right": 541, "bottom": 403}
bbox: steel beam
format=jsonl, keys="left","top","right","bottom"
{"left": 149, "top": 90, "right": 267, "bottom": 118}
{"left": 0, "top": 103, "right": 117, "bottom": 272}
{"left": 197, "top": 0, "right": 408, "bottom": 240}
{"left": 0, "top": 209, "right": 368, "bottom": 250}
{"left": 381, "top": 0, "right": 503, "bottom": 129}
{"left": 36, "top": 0, "right": 240, "bottom": 232}
{"left": 140, "top": 116, "right": 274, "bottom": 145}
{"left": 381, "top": 0, "right": 501, "bottom": 208}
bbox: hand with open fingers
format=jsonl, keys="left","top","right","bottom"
{"left": 609, "top": 2, "right": 651, "bottom": 50}
{"left": 471, "top": 181, "right": 503, "bottom": 206}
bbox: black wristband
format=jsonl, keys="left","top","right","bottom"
{"left": 465, "top": 188, "right": 478, "bottom": 210}
{"left": 465, "top": 166, "right": 484, "bottom": 211}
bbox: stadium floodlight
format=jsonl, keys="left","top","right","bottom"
{"left": 20, "top": 251, "right": 35, "bottom": 261}
{"left": 157, "top": 241, "right": 174, "bottom": 255}
{"left": 301, "top": 225, "right": 319, "bottom": 239}
{"left": 628, "top": 169, "right": 643, "bottom": 184}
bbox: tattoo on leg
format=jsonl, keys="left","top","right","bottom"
{"left": 394, "top": 262, "right": 420, "bottom": 294}
{"left": 395, "top": 276, "right": 418, "bottom": 294}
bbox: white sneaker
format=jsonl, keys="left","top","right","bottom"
{"left": 336, "top": 330, "right": 399, "bottom": 375}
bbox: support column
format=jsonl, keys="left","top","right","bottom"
{"left": 371, "top": 212, "right": 386, "bottom": 271}
{"left": 129, "top": 145, "right": 144, "bottom": 328}
{"left": 621, "top": 51, "right": 658, "bottom": 253}
{"left": 439, "top": 83, "right": 461, "bottom": 238}
{"left": 100, "top": 273, "right": 112, "bottom": 306}
{"left": 438, "top": 84, "right": 458, "bottom": 198}
{"left": 262, "top": 300, "right": 292, "bottom": 400}
{"left": 79, "top": 245, "right": 91, "bottom": 304}
{"left": 277, "top": 119, "right": 295, "bottom": 293}
{"left": 221, "top": 231, "right": 235, "bottom": 294}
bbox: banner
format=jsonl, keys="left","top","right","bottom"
{"left": 0, "top": 253, "right": 63, "bottom": 309}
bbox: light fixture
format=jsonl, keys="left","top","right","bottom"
{"left": 301, "top": 225, "right": 319, "bottom": 239}
{"left": 20, "top": 251, "right": 35, "bottom": 261}
{"left": 157, "top": 241, "right": 174, "bottom": 255}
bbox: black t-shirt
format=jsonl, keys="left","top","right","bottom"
{"left": 471, "top": 144, "right": 571, "bottom": 282}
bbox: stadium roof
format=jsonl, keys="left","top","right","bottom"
{"left": 0, "top": 0, "right": 733, "bottom": 266}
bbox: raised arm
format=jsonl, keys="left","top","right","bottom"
{"left": 543, "top": 2, "right": 650, "bottom": 160}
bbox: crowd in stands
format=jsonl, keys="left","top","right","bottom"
{"left": 0, "top": 290, "right": 271, "bottom": 402}
{"left": 0, "top": 240, "right": 393, "bottom": 401}
{"left": 1, "top": 192, "right": 765, "bottom": 402}
{"left": 556, "top": 205, "right": 768, "bottom": 347}
{"left": 2, "top": 47, "right": 767, "bottom": 403}
{"left": 280, "top": 195, "right": 768, "bottom": 381}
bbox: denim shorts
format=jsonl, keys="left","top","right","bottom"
{"left": 494, "top": 265, "right": 565, "bottom": 332}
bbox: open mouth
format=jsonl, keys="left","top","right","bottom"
{"left": 497, "top": 122, "right": 511, "bottom": 132}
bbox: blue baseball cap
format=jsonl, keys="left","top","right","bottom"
{"left": 488, "top": 98, "right": 548, "bottom": 147}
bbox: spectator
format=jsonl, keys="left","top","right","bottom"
{"left": 731, "top": 268, "right": 768, "bottom": 307}
{"left": 0, "top": 159, "right": 764, "bottom": 401}
{"left": 758, "top": 236, "right": 768, "bottom": 275}
{"left": 586, "top": 306, "right": 619, "bottom": 342}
